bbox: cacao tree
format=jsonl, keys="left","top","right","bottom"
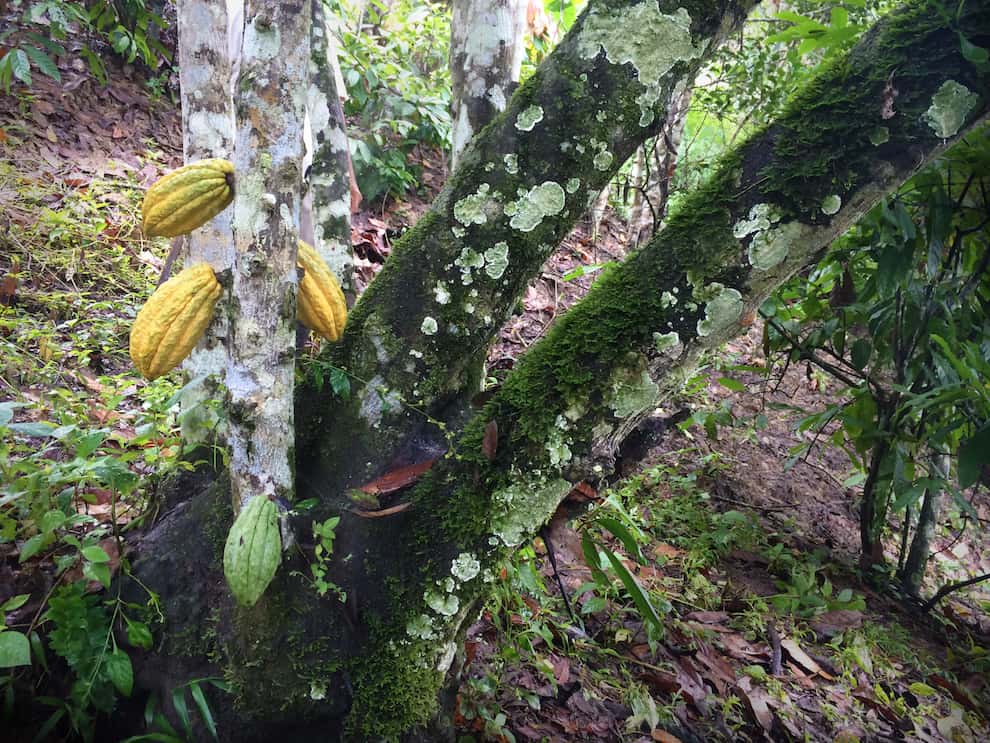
{"left": 106, "top": 0, "right": 990, "bottom": 740}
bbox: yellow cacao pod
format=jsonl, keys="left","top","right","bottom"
{"left": 129, "top": 263, "right": 222, "bottom": 380}
{"left": 142, "top": 159, "right": 235, "bottom": 237}
{"left": 297, "top": 240, "right": 347, "bottom": 341}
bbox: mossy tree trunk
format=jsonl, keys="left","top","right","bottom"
{"left": 127, "top": 1, "right": 989, "bottom": 741}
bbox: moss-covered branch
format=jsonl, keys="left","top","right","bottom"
{"left": 343, "top": 0, "right": 988, "bottom": 734}
{"left": 294, "top": 0, "right": 757, "bottom": 495}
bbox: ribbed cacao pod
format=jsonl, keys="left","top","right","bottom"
{"left": 297, "top": 239, "right": 347, "bottom": 341}
{"left": 223, "top": 495, "right": 281, "bottom": 607}
{"left": 142, "top": 159, "right": 235, "bottom": 237}
{"left": 129, "top": 263, "right": 221, "bottom": 380}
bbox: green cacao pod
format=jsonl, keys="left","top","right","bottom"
{"left": 129, "top": 263, "right": 222, "bottom": 380}
{"left": 223, "top": 495, "right": 282, "bottom": 607}
{"left": 142, "top": 159, "right": 235, "bottom": 237}
{"left": 297, "top": 239, "right": 347, "bottom": 341}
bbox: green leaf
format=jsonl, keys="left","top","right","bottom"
{"left": 105, "top": 648, "right": 133, "bottom": 696}
{"left": 716, "top": 377, "right": 746, "bottom": 392}
{"left": 959, "top": 34, "right": 989, "bottom": 64}
{"left": 172, "top": 686, "right": 193, "bottom": 738}
{"left": 602, "top": 548, "right": 664, "bottom": 630}
{"left": 21, "top": 44, "right": 60, "bottom": 81}
{"left": 126, "top": 620, "right": 153, "bottom": 651}
{"left": 83, "top": 560, "right": 111, "bottom": 589}
{"left": 188, "top": 680, "right": 219, "bottom": 740}
{"left": 850, "top": 339, "right": 872, "bottom": 370}
{"left": 958, "top": 425, "right": 990, "bottom": 489}
{"left": 909, "top": 682, "right": 937, "bottom": 697}
{"left": 10, "top": 49, "right": 31, "bottom": 85}
{"left": 0, "top": 631, "right": 31, "bottom": 668}
{"left": 1, "top": 594, "right": 30, "bottom": 612}
{"left": 596, "top": 516, "right": 644, "bottom": 562}
{"left": 19, "top": 533, "right": 48, "bottom": 563}
{"left": 30, "top": 631, "right": 48, "bottom": 672}
{"left": 580, "top": 532, "right": 609, "bottom": 588}
{"left": 81, "top": 545, "right": 110, "bottom": 563}
{"left": 329, "top": 368, "right": 351, "bottom": 398}
{"left": 7, "top": 422, "right": 57, "bottom": 437}
{"left": 39, "top": 510, "right": 67, "bottom": 534}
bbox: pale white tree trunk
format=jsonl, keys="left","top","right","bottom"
{"left": 449, "top": 0, "right": 527, "bottom": 170}
{"left": 176, "top": 0, "right": 235, "bottom": 442}
{"left": 302, "top": 0, "right": 354, "bottom": 296}
{"left": 226, "top": 0, "right": 311, "bottom": 511}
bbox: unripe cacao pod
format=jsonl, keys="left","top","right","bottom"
{"left": 223, "top": 495, "right": 282, "bottom": 607}
{"left": 129, "top": 263, "right": 221, "bottom": 380}
{"left": 297, "top": 239, "right": 347, "bottom": 341}
{"left": 142, "top": 159, "right": 235, "bottom": 237}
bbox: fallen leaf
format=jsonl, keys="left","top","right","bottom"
{"left": 358, "top": 458, "right": 437, "bottom": 496}
{"left": 351, "top": 502, "right": 411, "bottom": 518}
{"left": 781, "top": 637, "right": 834, "bottom": 680}
{"left": 652, "top": 730, "right": 683, "bottom": 742}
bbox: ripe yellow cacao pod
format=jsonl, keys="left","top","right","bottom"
{"left": 223, "top": 494, "right": 281, "bottom": 607}
{"left": 297, "top": 239, "right": 347, "bottom": 341}
{"left": 129, "top": 263, "right": 222, "bottom": 380}
{"left": 142, "top": 159, "right": 235, "bottom": 237}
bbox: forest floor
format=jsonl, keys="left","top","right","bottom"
{"left": 1, "top": 48, "right": 989, "bottom": 743}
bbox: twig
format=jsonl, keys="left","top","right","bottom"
{"left": 539, "top": 525, "right": 577, "bottom": 626}
{"left": 921, "top": 572, "right": 990, "bottom": 612}
{"left": 766, "top": 621, "right": 783, "bottom": 676}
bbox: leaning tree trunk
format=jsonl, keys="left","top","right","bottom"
{"left": 449, "top": 0, "right": 528, "bottom": 170}
{"left": 126, "top": 1, "right": 989, "bottom": 740}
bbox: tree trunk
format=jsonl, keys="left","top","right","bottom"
{"left": 449, "top": 0, "right": 528, "bottom": 170}
{"left": 900, "top": 452, "right": 950, "bottom": 596}
{"left": 126, "top": 1, "right": 989, "bottom": 740}
{"left": 226, "top": 0, "right": 310, "bottom": 512}
{"left": 176, "top": 0, "right": 235, "bottom": 443}
{"left": 302, "top": 0, "right": 355, "bottom": 296}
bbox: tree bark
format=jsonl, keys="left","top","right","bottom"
{"left": 302, "top": 0, "right": 355, "bottom": 296}
{"left": 449, "top": 0, "right": 528, "bottom": 170}
{"left": 127, "top": 0, "right": 989, "bottom": 740}
{"left": 226, "top": 0, "right": 310, "bottom": 512}
{"left": 900, "top": 452, "right": 949, "bottom": 596}
{"left": 176, "top": 0, "right": 235, "bottom": 443}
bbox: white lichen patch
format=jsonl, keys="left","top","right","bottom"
{"left": 732, "top": 203, "right": 780, "bottom": 239}
{"left": 747, "top": 221, "right": 805, "bottom": 272}
{"left": 406, "top": 614, "right": 436, "bottom": 640}
{"left": 434, "top": 282, "right": 451, "bottom": 305}
{"left": 451, "top": 553, "right": 480, "bottom": 582}
{"left": 577, "top": 5, "right": 705, "bottom": 126}
{"left": 452, "top": 225, "right": 466, "bottom": 239}
{"left": 869, "top": 126, "right": 890, "bottom": 146}
{"left": 593, "top": 149, "right": 613, "bottom": 171}
{"left": 565, "top": 178, "right": 581, "bottom": 194}
{"left": 508, "top": 181, "right": 566, "bottom": 232}
{"left": 421, "top": 316, "right": 438, "bottom": 335}
{"left": 309, "top": 681, "right": 327, "bottom": 700}
{"left": 453, "top": 183, "right": 493, "bottom": 226}
{"left": 455, "top": 247, "right": 485, "bottom": 285}
{"left": 437, "top": 642, "right": 458, "bottom": 674}
{"left": 425, "top": 590, "right": 459, "bottom": 617}
{"left": 516, "top": 104, "right": 544, "bottom": 132}
{"left": 697, "top": 286, "right": 744, "bottom": 338}
{"left": 409, "top": 349, "right": 423, "bottom": 358}
{"left": 484, "top": 242, "right": 510, "bottom": 279}
{"left": 821, "top": 195, "right": 842, "bottom": 216}
{"left": 925, "top": 80, "right": 980, "bottom": 139}
{"left": 358, "top": 376, "right": 400, "bottom": 428}
{"left": 546, "top": 429, "right": 572, "bottom": 467}
{"left": 654, "top": 331, "right": 681, "bottom": 354}
{"left": 660, "top": 290, "right": 677, "bottom": 308}
{"left": 608, "top": 355, "right": 660, "bottom": 418}
{"left": 464, "top": 302, "right": 475, "bottom": 314}
{"left": 504, "top": 154, "right": 519, "bottom": 174}
{"left": 491, "top": 476, "right": 572, "bottom": 547}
